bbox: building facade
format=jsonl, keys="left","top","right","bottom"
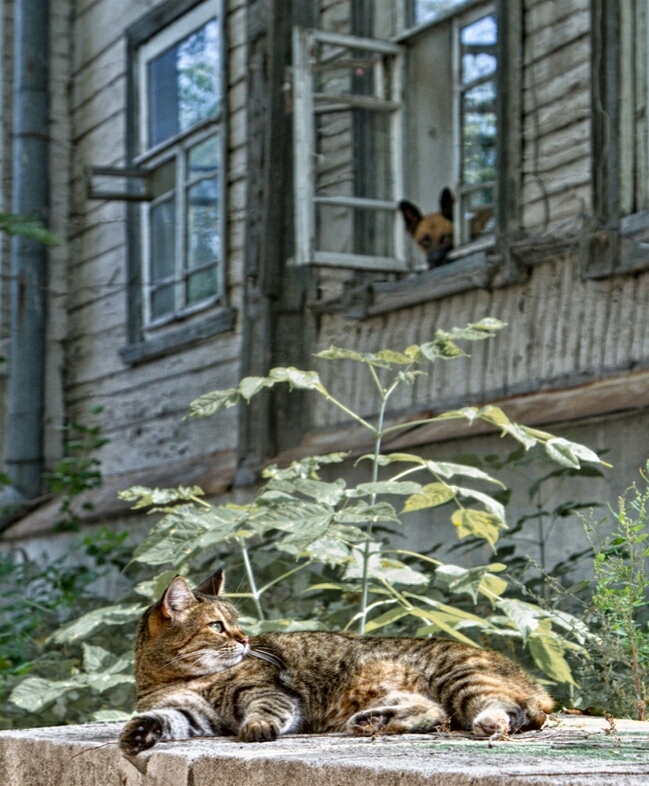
{"left": 0, "top": 0, "right": 647, "bottom": 575}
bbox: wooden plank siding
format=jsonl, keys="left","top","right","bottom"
{"left": 53, "top": 0, "right": 248, "bottom": 480}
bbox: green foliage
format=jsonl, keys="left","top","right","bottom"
{"left": 0, "top": 530, "right": 136, "bottom": 729}
{"left": 45, "top": 407, "right": 109, "bottom": 531}
{"left": 0, "top": 212, "right": 59, "bottom": 246}
{"left": 571, "top": 472, "right": 649, "bottom": 720}
{"left": 4, "top": 319, "right": 611, "bottom": 726}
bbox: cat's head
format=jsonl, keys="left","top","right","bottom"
{"left": 134, "top": 569, "right": 250, "bottom": 690}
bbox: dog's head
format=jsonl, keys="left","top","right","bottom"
{"left": 399, "top": 189, "right": 455, "bottom": 269}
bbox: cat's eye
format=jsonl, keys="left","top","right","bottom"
{"left": 209, "top": 621, "right": 225, "bottom": 633}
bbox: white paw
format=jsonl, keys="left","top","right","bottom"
{"left": 472, "top": 708, "right": 510, "bottom": 737}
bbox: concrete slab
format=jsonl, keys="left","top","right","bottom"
{"left": 0, "top": 715, "right": 648, "bottom": 786}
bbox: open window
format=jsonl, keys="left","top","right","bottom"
{"left": 292, "top": 28, "right": 408, "bottom": 271}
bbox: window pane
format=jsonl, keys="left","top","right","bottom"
{"left": 316, "top": 204, "right": 394, "bottom": 257}
{"left": 148, "top": 19, "right": 220, "bottom": 148}
{"left": 187, "top": 268, "right": 217, "bottom": 304}
{"left": 150, "top": 198, "right": 176, "bottom": 282}
{"left": 414, "top": 0, "right": 471, "bottom": 25}
{"left": 188, "top": 133, "right": 220, "bottom": 172}
{"left": 186, "top": 177, "right": 220, "bottom": 269}
{"left": 462, "top": 82, "right": 497, "bottom": 185}
{"left": 151, "top": 284, "right": 175, "bottom": 318}
{"left": 150, "top": 159, "right": 176, "bottom": 199}
{"left": 461, "top": 15, "right": 497, "bottom": 85}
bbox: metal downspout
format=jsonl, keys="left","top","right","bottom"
{"left": 3, "top": 0, "right": 50, "bottom": 509}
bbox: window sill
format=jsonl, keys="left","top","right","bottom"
{"left": 580, "top": 212, "right": 649, "bottom": 279}
{"left": 119, "top": 307, "right": 236, "bottom": 365}
{"left": 313, "top": 246, "right": 501, "bottom": 319}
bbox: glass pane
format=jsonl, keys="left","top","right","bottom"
{"left": 459, "top": 187, "right": 495, "bottom": 242}
{"left": 150, "top": 198, "right": 176, "bottom": 282}
{"left": 188, "top": 133, "right": 220, "bottom": 173}
{"left": 186, "top": 177, "right": 220, "bottom": 269}
{"left": 315, "top": 109, "right": 391, "bottom": 201}
{"left": 461, "top": 15, "right": 498, "bottom": 86}
{"left": 316, "top": 204, "right": 393, "bottom": 257}
{"left": 150, "top": 159, "right": 176, "bottom": 199}
{"left": 148, "top": 19, "right": 220, "bottom": 148}
{"left": 151, "top": 284, "right": 175, "bottom": 318}
{"left": 414, "top": 0, "right": 471, "bottom": 25}
{"left": 187, "top": 267, "right": 217, "bottom": 304}
{"left": 313, "top": 46, "right": 394, "bottom": 100}
{"left": 462, "top": 82, "right": 497, "bottom": 185}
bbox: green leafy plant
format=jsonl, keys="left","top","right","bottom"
{"left": 5, "top": 319, "right": 610, "bottom": 724}
{"left": 572, "top": 472, "right": 649, "bottom": 720}
{"left": 45, "top": 406, "right": 109, "bottom": 531}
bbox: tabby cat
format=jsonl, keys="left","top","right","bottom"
{"left": 120, "top": 570, "right": 553, "bottom": 755}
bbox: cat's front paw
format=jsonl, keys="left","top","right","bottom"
{"left": 239, "top": 719, "right": 280, "bottom": 743}
{"left": 472, "top": 708, "right": 510, "bottom": 737}
{"left": 120, "top": 715, "right": 163, "bottom": 756}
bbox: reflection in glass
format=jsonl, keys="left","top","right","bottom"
{"left": 414, "top": 0, "right": 470, "bottom": 25}
{"left": 187, "top": 268, "right": 217, "bottom": 304}
{"left": 150, "top": 198, "right": 176, "bottom": 282}
{"left": 187, "top": 178, "right": 220, "bottom": 270}
{"left": 148, "top": 19, "right": 220, "bottom": 148}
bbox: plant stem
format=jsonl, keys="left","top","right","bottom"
{"left": 317, "top": 388, "right": 377, "bottom": 434}
{"left": 238, "top": 539, "right": 264, "bottom": 621}
{"left": 358, "top": 395, "right": 389, "bottom": 634}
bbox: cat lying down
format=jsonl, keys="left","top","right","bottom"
{"left": 120, "top": 570, "right": 553, "bottom": 755}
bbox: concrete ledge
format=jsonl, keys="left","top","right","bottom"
{"left": 1, "top": 715, "right": 649, "bottom": 785}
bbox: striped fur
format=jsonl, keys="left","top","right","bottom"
{"left": 120, "top": 572, "right": 553, "bottom": 754}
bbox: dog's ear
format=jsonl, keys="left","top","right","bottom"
{"left": 439, "top": 188, "right": 454, "bottom": 222}
{"left": 399, "top": 200, "right": 424, "bottom": 236}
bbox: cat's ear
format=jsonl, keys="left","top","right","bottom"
{"left": 195, "top": 568, "right": 225, "bottom": 598}
{"left": 160, "top": 576, "right": 196, "bottom": 617}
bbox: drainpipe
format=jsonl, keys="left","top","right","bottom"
{"left": 2, "top": 0, "right": 50, "bottom": 514}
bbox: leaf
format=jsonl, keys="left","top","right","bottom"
{"left": 266, "top": 478, "right": 346, "bottom": 506}
{"left": 9, "top": 677, "right": 82, "bottom": 713}
{"left": 0, "top": 212, "right": 60, "bottom": 246}
{"left": 374, "top": 349, "right": 413, "bottom": 365}
{"left": 451, "top": 509, "right": 506, "bottom": 547}
{"left": 239, "top": 376, "right": 271, "bottom": 401}
{"left": 302, "top": 535, "right": 353, "bottom": 567}
{"left": 47, "top": 603, "right": 146, "bottom": 644}
{"left": 545, "top": 438, "right": 580, "bottom": 469}
{"left": 118, "top": 485, "right": 204, "bottom": 509}
{"left": 496, "top": 598, "right": 542, "bottom": 643}
{"left": 356, "top": 452, "right": 426, "bottom": 467}
{"left": 262, "top": 453, "right": 349, "bottom": 481}
{"left": 528, "top": 623, "right": 577, "bottom": 685}
{"left": 434, "top": 564, "right": 504, "bottom": 604}
{"left": 364, "top": 607, "right": 411, "bottom": 632}
{"left": 352, "top": 481, "right": 423, "bottom": 497}
{"left": 335, "top": 501, "right": 398, "bottom": 524}
{"left": 344, "top": 547, "right": 428, "bottom": 586}
{"left": 402, "top": 482, "right": 456, "bottom": 513}
{"left": 408, "top": 608, "right": 480, "bottom": 647}
{"left": 187, "top": 388, "right": 240, "bottom": 418}
{"left": 82, "top": 643, "right": 116, "bottom": 673}
{"left": 86, "top": 672, "right": 136, "bottom": 693}
{"left": 426, "top": 460, "right": 505, "bottom": 487}
{"left": 471, "top": 317, "right": 507, "bottom": 331}
{"left": 456, "top": 487, "right": 507, "bottom": 522}
{"left": 268, "top": 366, "right": 322, "bottom": 390}
{"left": 314, "top": 346, "right": 391, "bottom": 368}
{"left": 420, "top": 334, "right": 468, "bottom": 361}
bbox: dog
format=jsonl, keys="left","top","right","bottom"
{"left": 399, "top": 189, "right": 493, "bottom": 269}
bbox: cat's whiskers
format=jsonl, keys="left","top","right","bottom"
{"left": 248, "top": 647, "right": 285, "bottom": 670}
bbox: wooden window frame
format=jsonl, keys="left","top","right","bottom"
{"left": 585, "top": 0, "right": 649, "bottom": 279}
{"left": 292, "top": 27, "right": 408, "bottom": 272}
{"left": 122, "top": 0, "right": 230, "bottom": 351}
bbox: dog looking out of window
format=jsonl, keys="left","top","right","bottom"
{"left": 399, "top": 190, "right": 493, "bottom": 269}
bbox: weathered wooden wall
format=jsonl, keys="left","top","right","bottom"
{"left": 60, "top": 0, "right": 248, "bottom": 481}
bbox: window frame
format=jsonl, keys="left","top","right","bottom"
{"left": 586, "top": 0, "right": 649, "bottom": 279}
{"left": 292, "top": 27, "right": 408, "bottom": 272}
{"left": 293, "top": 0, "right": 521, "bottom": 278}
{"left": 124, "top": 0, "right": 228, "bottom": 346}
